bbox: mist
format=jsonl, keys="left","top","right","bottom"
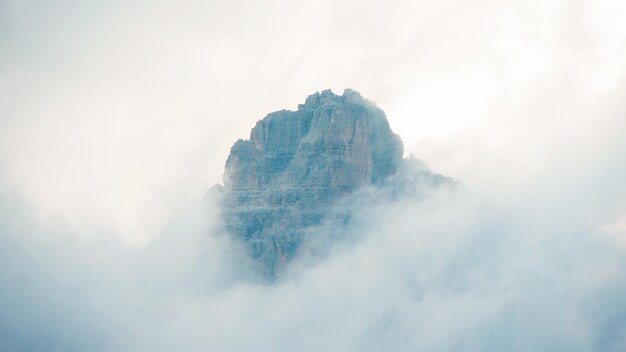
{"left": 2, "top": 141, "right": 626, "bottom": 350}
{"left": 2, "top": 0, "right": 626, "bottom": 350}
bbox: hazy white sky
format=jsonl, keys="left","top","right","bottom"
{"left": 2, "top": 1, "right": 626, "bottom": 351}
{"left": 1, "top": 0, "right": 625, "bottom": 242}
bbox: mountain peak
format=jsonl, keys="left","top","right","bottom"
{"left": 217, "top": 89, "right": 448, "bottom": 280}
{"left": 300, "top": 88, "right": 368, "bottom": 110}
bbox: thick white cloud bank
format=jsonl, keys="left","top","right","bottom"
{"left": 2, "top": 0, "right": 626, "bottom": 351}
{"left": 2, "top": 153, "right": 626, "bottom": 351}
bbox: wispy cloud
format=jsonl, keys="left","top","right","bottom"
{"left": 1, "top": 0, "right": 626, "bottom": 350}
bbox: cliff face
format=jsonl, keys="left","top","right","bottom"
{"left": 219, "top": 89, "right": 444, "bottom": 279}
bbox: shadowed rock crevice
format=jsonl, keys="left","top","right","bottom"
{"left": 215, "top": 89, "right": 452, "bottom": 280}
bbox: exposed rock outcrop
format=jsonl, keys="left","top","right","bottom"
{"left": 216, "top": 89, "right": 452, "bottom": 280}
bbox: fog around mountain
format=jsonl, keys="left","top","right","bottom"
{"left": 2, "top": 86, "right": 626, "bottom": 349}
{"left": 2, "top": 0, "right": 626, "bottom": 351}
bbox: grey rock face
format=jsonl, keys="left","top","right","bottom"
{"left": 219, "top": 89, "right": 447, "bottom": 280}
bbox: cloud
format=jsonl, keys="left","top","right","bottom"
{"left": 2, "top": 0, "right": 625, "bottom": 239}
{"left": 1, "top": 127, "right": 626, "bottom": 351}
{"left": 1, "top": 0, "right": 626, "bottom": 350}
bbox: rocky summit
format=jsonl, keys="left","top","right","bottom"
{"left": 216, "top": 89, "right": 451, "bottom": 280}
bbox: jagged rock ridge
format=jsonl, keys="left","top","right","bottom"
{"left": 217, "top": 89, "right": 450, "bottom": 279}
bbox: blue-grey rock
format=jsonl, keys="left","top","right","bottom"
{"left": 217, "top": 89, "right": 452, "bottom": 280}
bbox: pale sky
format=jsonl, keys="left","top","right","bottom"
{"left": 1, "top": 0, "right": 625, "bottom": 242}
{"left": 3, "top": 1, "right": 626, "bottom": 351}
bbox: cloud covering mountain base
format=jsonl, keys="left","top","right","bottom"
{"left": 2, "top": 138, "right": 626, "bottom": 351}
{"left": 2, "top": 0, "right": 626, "bottom": 350}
